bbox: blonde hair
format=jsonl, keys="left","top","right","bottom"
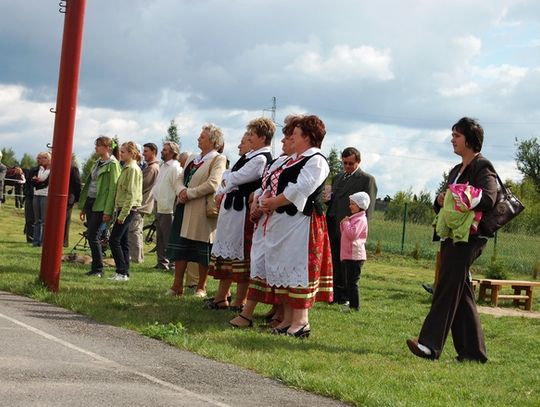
{"left": 202, "top": 123, "right": 225, "bottom": 151}
{"left": 121, "top": 141, "right": 141, "bottom": 162}
{"left": 38, "top": 151, "right": 52, "bottom": 160}
{"left": 246, "top": 117, "right": 276, "bottom": 146}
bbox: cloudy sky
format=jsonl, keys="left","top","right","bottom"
{"left": 1, "top": 0, "right": 539, "bottom": 197}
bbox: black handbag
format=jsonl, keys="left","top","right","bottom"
{"left": 480, "top": 173, "right": 524, "bottom": 236}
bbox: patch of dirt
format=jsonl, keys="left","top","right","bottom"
{"left": 477, "top": 305, "right": 540, "bottom": 319}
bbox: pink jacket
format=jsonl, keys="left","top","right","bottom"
{"left": 340, "top": 211, "right": 368, "bottom": 261}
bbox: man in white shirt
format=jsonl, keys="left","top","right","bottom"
{"left": 151, "top": 142, "right": 183, "bottom": 270}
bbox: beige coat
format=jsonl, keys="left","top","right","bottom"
{"left": 178, "top": 153, "right": 227, "bottom": 243}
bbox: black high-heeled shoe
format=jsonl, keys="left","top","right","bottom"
{"left": 271, "top": 325, "right": 290, "bottom": 335}
{"left": 203, "top": 299, "right": 229, "bottom": 310}
{"left": 287, "top": 324, "right": 310, "bottom": 339}
{"left": 203, "top": 295, "right": 232, "bottom": 304}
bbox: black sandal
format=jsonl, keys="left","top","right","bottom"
{"left": 203, "top": 295, "right": 232, "bottom": 305}
{"left": 271, "top": 325, "right": 290, "bottom": 335}
{"left": 259, "top": 318, "right": 281, "bottom": 329}
{"left": 229, "top": 314, "right": 253, "bottom": 328}
{"left": 287, "top": 324, "right": 311, "bottom": 339}
{"left": 203, "top": 299, "right": 229, "bottom": 310}
{"left": 229, "top": 304, "right": 244, "bottom": 313}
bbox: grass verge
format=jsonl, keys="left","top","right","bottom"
{"left": 0, "top": 200, "right": 539, "bottom": 406}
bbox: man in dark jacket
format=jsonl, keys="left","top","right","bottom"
{"left": 326, "top": 147, "right": 377, "bottom": 305}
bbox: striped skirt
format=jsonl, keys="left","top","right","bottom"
{"left": 247, "top": 277, "right": 276, "bottom": 304}
{"left": 255, "top": 212, "right": 333, "bottom": 309}
{"left": 208, "top": 209, "right": 254, "bottom": 283}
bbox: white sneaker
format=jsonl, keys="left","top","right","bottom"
{"left": 108, "top": 273, "right": 129, "bottom": 281}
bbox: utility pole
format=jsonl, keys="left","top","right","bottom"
{"left": 263, "top": 97, "right": 277, "bottom": 156}
{"left": 40, "top": 0, "right": 87, "bottom": 292}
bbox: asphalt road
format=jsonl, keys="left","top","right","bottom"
{"left": 0, "top": 291, "right": 347, "bottom": 407}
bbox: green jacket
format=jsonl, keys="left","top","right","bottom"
{"left": 115, "top": 160, "right": 143, "bottom": 222}
{"left": 79, "top": 156, "right": 121, "bottom": 216}
{"left": 434, "top": 190, "right": 475, "bottom": 243}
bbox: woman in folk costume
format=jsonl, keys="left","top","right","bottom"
{"left": 256, "top": 115, "right": 333, "bottom": 338}
{"left": 166, "top": 124, "right": 227, "bottom": 297}
{"left": 229, "top": 115, "right": 300, "bottom": 328}
{"left": 206, "top": 118, "right": 274, "bottom": 310}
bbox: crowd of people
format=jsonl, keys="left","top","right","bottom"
{"left": 58, "top": 115, "right": 378, "bottom": 339}
{"left": 1, "top": 115, "right": 498, "bottom": 360}
{"left": 0, "top": 150, "right": 82, "bottom": 247}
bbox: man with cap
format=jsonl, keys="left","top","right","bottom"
{"left": 326, "top": 147, "right": 377, "bottom": 305}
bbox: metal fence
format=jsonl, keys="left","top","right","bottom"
{"left": 367, "top": 206, "right": 539, "bottom": 277}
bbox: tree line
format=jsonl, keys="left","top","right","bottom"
{"left": 3, "top": 131, "right": 539, "bottom": 233}
{"left": 383, "top": 138, "right": 540, "bottom": 234}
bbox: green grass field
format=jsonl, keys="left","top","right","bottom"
{"left": 368, "top": 211, "right": 540, "bottom": 276}
{"left": 1, "top": 199, "right": 539, "bottom": 406}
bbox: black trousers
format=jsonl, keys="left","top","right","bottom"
{"left": 418, "top": 237, "right": 488, "bottom": 361}
{"left": 109, "top": 210, "right": 135, "bottom": 276}
{"left": 84, "top": 199, "right": 105, "bottom": 274}
{"left": 24, "top": 196, "right": 34, "bottom": 243}
{"left": 342, "top": 260, "right": 364, "bottom": 309}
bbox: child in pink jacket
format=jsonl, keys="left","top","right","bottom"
{"left": 339, "top": 191, "right": 370, "bottom": 311}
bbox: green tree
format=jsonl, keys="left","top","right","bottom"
{"left": 327, "top": 147, "right": 342, "bottom": 181}
{"left": 164, "top": 119, "right": 180, "bottom": 145}
{"left": 435, "top": 171, "right": 449, "bottom": 195}
{"left": 515, "top": 137, "right": 540, "bottom": 192}
{"left": 20, "top": 153, "right": 36, "bottom": 169}
{"left": 384, "top": 188, "right": 434, "bottom": 225}
{"left": 0, "top": 147, "right": 19, "bottom": 167}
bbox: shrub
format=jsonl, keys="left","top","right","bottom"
{"left": 411, "top": 242, "right": 421, "bottom": 260}
{"left": 485, "top": 260, "right": 507, "bottom": 280}
{"left": 374, "top": 240, "right": 382, "bottom": 255}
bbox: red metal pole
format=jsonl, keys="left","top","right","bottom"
{"left": 40, "top": 0, "right": 87, "bottom": 292}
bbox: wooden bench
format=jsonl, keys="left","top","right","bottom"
{"left": 477, "top": 279, "right": 540, "bottom": 311}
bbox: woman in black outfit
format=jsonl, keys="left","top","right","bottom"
{"left": 407, "top": 117, "right": 497, "bottom": 363}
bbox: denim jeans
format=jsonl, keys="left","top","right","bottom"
{"left": 32, "top": 195, "right": 48, "bottom": 246}
{"left": 84, "top": 198, "right": 105, "bottom": 273}
{"left": 109, "top": 210, "right": 135, "bottom": 276}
